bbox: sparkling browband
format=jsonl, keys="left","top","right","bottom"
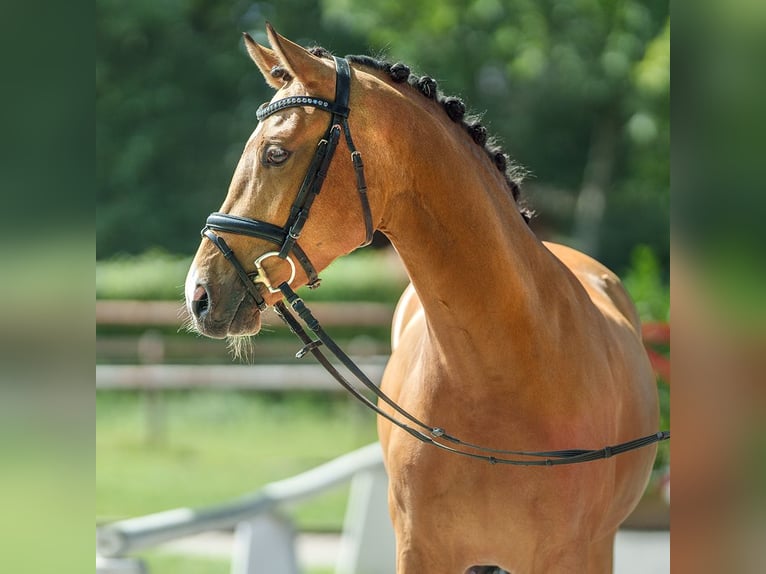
{"left": 256, "top": 96, "right": 349, "bottom": 122}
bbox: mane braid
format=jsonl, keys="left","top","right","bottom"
{"left": 303, "top": 47, "right": 533, "bottom": 223}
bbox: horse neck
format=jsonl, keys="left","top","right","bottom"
{"left": 374, "top": 107, "right": 579, "bottom": 375}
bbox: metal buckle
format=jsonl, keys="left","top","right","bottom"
{"left": 295, "top": 340, "right": 323, "bottom": 359}
{"left": 252, "top": 251, "right": 296, "bottom": 294}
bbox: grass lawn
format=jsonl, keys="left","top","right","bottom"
{"left": 97, "top": 390, "right": 378, "bottom": 530}
{"left": 135, "top": 552, "right": 333, "bottom": 574}
{"left": 136, "top": 552, "right": 333, "bottom": 574}
{"left": 138, "top": 553, "right": 229, "bottom": 574}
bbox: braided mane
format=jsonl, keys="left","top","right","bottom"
{"left": 270, "top": 48, "right": 533, "bottom": 223}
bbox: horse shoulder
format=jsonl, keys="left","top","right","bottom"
{"left": 543, "top": 241, "right": 642, "bottom": 334}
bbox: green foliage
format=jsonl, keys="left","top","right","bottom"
{"left": 97, "top": 0, "right": 261, "bottom": 257}
{"left": 622, "top": 245, "right": 669, "bottom": 469}
{"left": 98, "top": 0, "right": 669, "bottom": 274}
{"left": 96, "top": 0, "right": 354, "bottom": 258}
{"left": 323, "top": 0, "right": 670, "bottom": 271}
{"left": 622, "top": 244, "right": 669, "bottom": 322}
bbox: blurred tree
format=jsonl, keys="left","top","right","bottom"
{"left": 97, "top": 0, "right": 263, "bottom": 257}
{"left": 322, "top": 0, "right": 669, "bottom": 272}
{"left": 96, "top": 0, "right": 362, "bottom": 257}
{"left": 97, "top": 0, "right": 668, "bottom": 274}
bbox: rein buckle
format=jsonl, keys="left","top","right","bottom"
{"left": 296, "top": 340, "right": 323, "bottom": 359}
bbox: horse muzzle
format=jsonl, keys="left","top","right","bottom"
{"left": 185, "top": 266, "right": 264, "bottom": 338}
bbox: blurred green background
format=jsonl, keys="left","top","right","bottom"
{"left": 97, "top": 0, "right": 669, "bottom": 274}
{"left": 97, "top": 1, "right": 669, "bottom": 571}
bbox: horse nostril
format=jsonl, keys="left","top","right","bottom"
{"left": 191, "top": 285, "right": 210, "bottom": 319}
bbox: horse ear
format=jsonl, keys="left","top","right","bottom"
{"left": 265, "top": 23, "right": 333, "bottom": 88}
{"left": 243, "top": 32, "right": 283, "bottom": 89}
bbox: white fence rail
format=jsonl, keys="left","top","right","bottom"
{"left": 96, "top": 442, "right": 396, "bottom": 574}
{"left": 96, "top": 362, "right": 387, "bottom": 391}
{"left": 96, "top": 300, "right": 394, "bottom": 328}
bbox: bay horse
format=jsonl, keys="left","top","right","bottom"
{"left": 185, "top": 24, "right": 661, "bottom": 573}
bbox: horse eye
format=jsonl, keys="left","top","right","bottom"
{"left": 264, "top": 146, "right": 290, "bottom": 166}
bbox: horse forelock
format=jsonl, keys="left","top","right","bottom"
{"left": 270, "top": 45, "right": 534, "bottom": 223}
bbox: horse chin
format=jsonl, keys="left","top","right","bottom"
{"left": 226, "top": 306, "right": 263, "bottom": 337}
{"left": 226, "top": 333, "right": 257, "bottom": 361}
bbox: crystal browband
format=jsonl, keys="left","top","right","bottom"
{"left": 256, "top": 96, "right": 350, "bottom": 122}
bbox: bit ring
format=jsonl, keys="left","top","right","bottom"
{"left": 252, "top": 251, "right": 296, "bottom": 293}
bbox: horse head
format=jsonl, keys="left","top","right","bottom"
{"left": 185, "top": 25, "right": 381, "bottom": 338}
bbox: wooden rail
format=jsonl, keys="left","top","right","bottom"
{"left": 96, "top": 300, "right": 394, "bottom": 390}
{"left": 96, "top": 300, "right": 395, "bottom": 328}
{"left": 96, "top": 361, "right": 387, "bottom": 391}
{"left": 96, "top": 301, "right": 668, "bottom": 387}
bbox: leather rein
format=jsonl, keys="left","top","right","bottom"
{"left": 201, "top": 57, "right": 670, "bottom": 466}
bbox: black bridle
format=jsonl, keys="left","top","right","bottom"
{"left": 200, "top": 57, "right": 670, "bottom": 466}
{"left": 202, "top": 56, "right": 373, "bottom": 310}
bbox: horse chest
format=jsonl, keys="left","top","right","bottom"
{"left": 380, "top": 327, "right": 614, "bottom": 518}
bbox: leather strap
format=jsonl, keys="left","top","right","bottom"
{"left": 204, "top": 213, "right": 320, "bottom": 286}
{"left": 256, "top": 56, "right": 352, "bottom": 124}
{"left": 201, "top": 229, "right": 268, "bottom": 311}
{"left": 333, "top": 57, "right": 374, "bottom": 246}
{"left": 256, "top": 96, "right": 348, "bottom": 122}
{"left": 333, "top": 57, "right": 351, "bottom": 113}
{"left": 278, "top": 125, "right": 342, "bottom": 262}
{"left": 275, "top": 280, "right": 670, "bottom": 467}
